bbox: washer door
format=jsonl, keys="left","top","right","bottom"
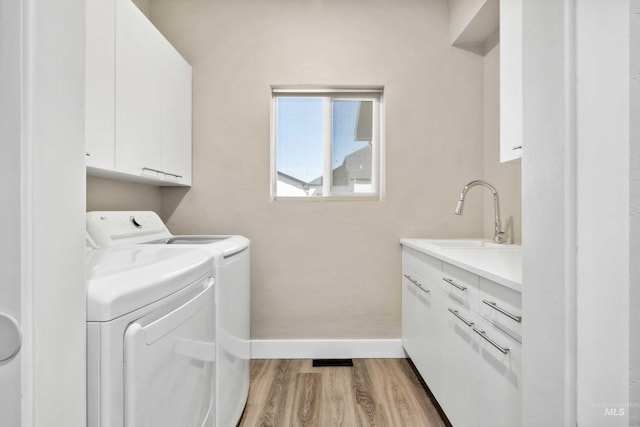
{"left": 123, "top": 276, "right": 215, "bottom": 427}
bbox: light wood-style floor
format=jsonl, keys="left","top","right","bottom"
{"left": 238, "top": 359, "right": 447, "bottom": 427}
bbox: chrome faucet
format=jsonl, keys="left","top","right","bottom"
{"left": 454, "top": 180, "right": 507, "bottom": 244}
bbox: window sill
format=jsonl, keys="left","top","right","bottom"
{"left": 273, "top": 195, "right": 381, "bottom": 202}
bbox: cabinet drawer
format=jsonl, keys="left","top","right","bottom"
{"left": 412, "top": 252, "right": 443, "bottom": 288}
{"left": 444, "top": 299, "right": 476, "bottom": 330}
{"left": 402, "top": 247, "right": 443, "bottom": 287}
{"left": 441, "top": 262, "right": 480, "bottom": 310}
{"left": 479, "top": 278, "right": 522, "bottom": 342}
{"left": 403, "top": 271, "right": 436, "bottom": 299}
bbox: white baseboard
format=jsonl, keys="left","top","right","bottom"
{"left": 251, "top": 339, "right": 406, "bottom": 359}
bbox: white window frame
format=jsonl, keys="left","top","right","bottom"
{"left": 270, "top": 87, "right": 385, "bottom": 201}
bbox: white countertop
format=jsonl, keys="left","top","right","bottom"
{"left": 400, "top": 239, "right": 522, "bottom": 292}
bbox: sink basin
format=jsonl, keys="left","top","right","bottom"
{"left": 425, "top": 239, "right": 508, "bottom": 249}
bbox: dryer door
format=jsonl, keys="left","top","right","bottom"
{"left": 123, "top": 276, "right": 215, "bottom": 427}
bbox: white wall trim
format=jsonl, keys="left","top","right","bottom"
{"left": 521, "top": 0, "right": 577, "bottom": 425}
{"left": 251, "top": 339, "right": 405, "bottom": 359}
{"left": 575, "top": 1, "right": 630, "bottom": 424}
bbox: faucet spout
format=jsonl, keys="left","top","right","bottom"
{"left": 454, "top": 180, "right": 506, "bottom": 244}
{"left": 454, "top": 199, "right": 464, "bottom": 215}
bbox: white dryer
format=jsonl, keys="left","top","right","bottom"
{"left": 86, "top": 245, "right": 216, "bottom": 427}
{"left": 87, "top": 211, "right": 250, "bottom": 427}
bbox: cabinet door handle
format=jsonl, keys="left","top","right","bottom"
{"left": 448, "top": 308, "right": 474, "bottom": 327}
{"left": 142, "top": 167, "right": 183, "bottom": 179}
{"left": 163, "top": 171, "right": 183, "bottom": 179}
{"left": 404, "top": 274, "right": 430, "bottom": 294}
{"left": 512, "top": 145, "right": 523, "bottom": 150}
{"left": 482, "top": 300, "right": 522, "bottom": 323}
{"left": 473, "top": 327, "right": 510, "bottom": 354}
{"left": 442, "top": 277, "right": 467, "bottom": 291}
{"left": 142, "top": 166, "right": 163, "bottom": 174}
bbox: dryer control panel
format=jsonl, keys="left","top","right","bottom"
{"left": 87, "top": 211, "right": 170, "bottom": 247}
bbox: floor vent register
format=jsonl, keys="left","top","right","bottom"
{"left": 312, "top": 359, "right": 354, "bottom": 367}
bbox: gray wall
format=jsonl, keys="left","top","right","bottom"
{"left": 86, "top": 176, "right": 162, "bottom": 214}
{"left": 151, "top": 0, "right": 486, "bottom": 340}
{"left": 85, "top": 0, "right": 522, "bottom": 341}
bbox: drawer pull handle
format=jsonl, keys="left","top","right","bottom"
{"left": 448, "top": 308, "right": 474, "bottom": 327}
{"left": 442, "top": 277, "right": 467, "bottom": 291}
{"left": 416, "top": 283, "right": 430, "bottom": 294}
{"left": 482, "top": 300, "right": 522, "bottom": 323}
{"left": 404, "top": 274, "right": 430, "bottom": 294}
{"left": 473, "top": 327, "right": 510, "bottom": 354}
{"left": 512, "top": 145, "right": 523, "bottom": 150}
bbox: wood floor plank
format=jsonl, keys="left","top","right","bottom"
{"left": 369, "top": 359, "right": 411, "bottom": 426}
{"left": 238, "top": 359, "right": 446, "bottom": 427}
{"left": 323, "top": 365, "right": 361, "bottom": 427}
{"left": 250, "top": 359, "right": 268, "bottom": 381}
{"left": 373, "top": 359, "right": 442, "bottom": 427}
{"left": 351, "top": 359, "right": 389, "bottom": 426}
{"left": 257, "top": 359, "right": 294, "bottom": 427}
{"left": 289, "top": 373, "right": 322, "bottom": 426}
{"left": 396, "top": 359, "right": 447, "bottom": 427}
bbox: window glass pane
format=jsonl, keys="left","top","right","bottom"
{"left": 276, "top": 97, "right": 323, "bottom": 197}
{"left": 331, "top": 100, "right": 374, "bottom": 194}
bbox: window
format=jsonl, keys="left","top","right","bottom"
{"left": 271, "top": 88, "right": 383, "bottom": 199}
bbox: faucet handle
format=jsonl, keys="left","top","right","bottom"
{"left": 493, "top": 232, "right": 507, "bottom": 244}
{"left": 493, "top": 217, "right": 514, "bottom": 244}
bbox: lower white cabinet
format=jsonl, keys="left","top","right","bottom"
{"left": 474, "top": 316, "right": 522, "bottom": 427}
{"left": 402, "top": 270, "right": 443, "bottom": 396}
{"left": 402, "top": 246, "right": 522, "bottom": 427}
{"left": 401, "top": 272, "right": 423, "bottom": 364}
{"left": 440, "top": 301, "right": 479, "bottom": 427}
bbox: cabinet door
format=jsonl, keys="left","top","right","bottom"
{"left": 473, "top": 316, "right": 522, "bottom": 427}
{"left": 414, "top": 274, "right": 443, "bottom": 400}
{"left": 159, "top": 45, "right": 192, "bottom": 185}
{"left": 440, "top": 300, "right": 479, "bottom": 427}
{"left": 402, "top": 271, "right": 443, "bottom": 398}
{"left": 115, "top": 0, "right": 165, "bottom": 179}
{"left": 401, "top": 270, "right": 423, "bottom": 362}
{"left": 499, "top": 0, "right": 523, "bottom": 162}
{"left": 85, "top": 0, "right": 115, "bottom": 170}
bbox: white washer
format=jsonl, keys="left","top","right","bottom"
{"left": 87, "top": 211, "right": 251, "bottom": 427}
{"left": 86, "top": 244, "right": 216, "bottom": 427}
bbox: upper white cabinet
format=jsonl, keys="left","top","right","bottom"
{"left": 85, "top": 0, "right": 116, "bottom": 171}
{"left": 499, "top": 0, "right": 523, "bottom": 162}
{"left": 447, "top": 0, "right": 523, "bottom": 163}
{"left": 86, "top": 0, "right": 192, "bottom": 186}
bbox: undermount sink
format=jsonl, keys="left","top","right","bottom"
{"left": 424, "top": 239, "right": 509, "bottom": 249}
